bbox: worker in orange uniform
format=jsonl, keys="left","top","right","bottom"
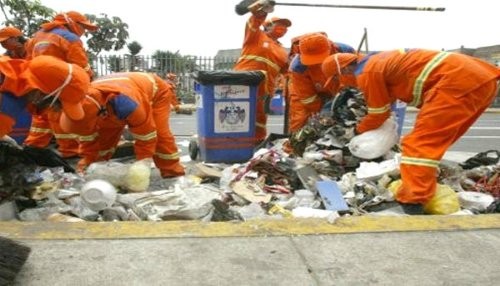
{"left": 233, "top": 0, "right": 291, "bottom": 144}
{"left": 58, "top": 72, "right": 185, "bottom": 178}
{"left": 288, "top": 33, "right": 355, "bottom": 132}
{"left": 321, "top": 49, "right": 500, "bottom": 214}
{"left": 0, "top": 55, "right": 90, "bottom": 143}
{"left": 0, "top": 26, "right": 32, "bottom": 144}
{"left": 0, "top": 26, "right": 28, "bottom": 59}
{"left": 23, "top": 11, "right": 98, "bottom": 158}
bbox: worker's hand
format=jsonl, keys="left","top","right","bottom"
{"left": 249, "top": 0, "right": 275, "bottom": 13}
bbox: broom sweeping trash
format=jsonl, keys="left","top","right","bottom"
{"left": 0, "top": 236, "right": 31, "bottom": 286}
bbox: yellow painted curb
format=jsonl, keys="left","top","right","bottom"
{"left": 1, "top": 214, "right": 499, "bottom": 240}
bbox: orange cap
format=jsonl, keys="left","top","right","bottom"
{"left": 21, "top": 55, "right": 91, "bottom": 120}
{"left": 42, "top": 11, "right": 98, "bottom": 32}
{"left": 0, "top": 26, "right": 23, "bottom": 42}
{"left": 264, "top": 17, "right": 291, "bottom": 28}
{"left": 299, "top": 33, "right": 331, "bottom": 65}
{"left": 60, "top": 88, "right": 103, "bottom": 135}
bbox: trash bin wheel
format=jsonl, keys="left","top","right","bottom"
{"left": 189, "top": 139, "right": 199, "bottom": 161}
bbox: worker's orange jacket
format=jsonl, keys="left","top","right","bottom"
{"left": 74, "top": 72, "right": 184, "bottom": 178}
{"left": 233, "top": 14, "right": 289, "bottom": 141}
{"left": 354, "top": 49, "right": 500, "bottom": 204}
{"left": 25, "top": 26, "right": 93, "bottom": 77}
{"left": 288, "top": 41, "right": 355, "bottom": 132}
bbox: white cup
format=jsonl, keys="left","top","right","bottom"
{"left": 81, "top": 179, "right": 118, "bottom": 211}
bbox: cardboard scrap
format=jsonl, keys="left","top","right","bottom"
{"left": 231, "top": 180, "right": 272, "bottom": 203}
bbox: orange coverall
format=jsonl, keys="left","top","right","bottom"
{"left": 354, "top": 49, "right": 500, "bottom": 204}
{"left": 23, "top": 25, "right": 93, "bottom": 157}
{"left": 288, "top": 42, "right": 355, "bottom": 132}
{"left": 0, "top": 56, "right": 31, "bottom": 138}
{"left": 67, "top": 72, "right": 185, "bottom": 178}
{"left": 233, "top": 14, "right": 288, "bottom": 142}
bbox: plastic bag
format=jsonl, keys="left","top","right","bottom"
{"left": 388, "top": 179, "right": 460, "bottom": 215}
{"left": 423, "top": 184, "right": 460, "bottom": 215}
{"left": 125, "top": 159, "right": 152, "bottom": 192}
{"left": 348, "top": 116, "right": 399, "bottom": 159}
{"left": 85, "top": 159, "right": 152, "bottom": 193}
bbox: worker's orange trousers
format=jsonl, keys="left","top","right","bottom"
{"left": 397, "top": 80, "right": 498, "bottom": 204}
{"left": 24, "top": 113, "right": 80, "bottom": 158}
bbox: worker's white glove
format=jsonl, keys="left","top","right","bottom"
{"left": 1, "top": 135, "right": 21, "bottom": 148}
{"left": 249, "top": 0, "right": 275, "bottom": 13}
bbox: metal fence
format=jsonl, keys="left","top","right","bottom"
{"left": 90, "top": 54, "right": 500, "bottom": 107}
{"left": 89, "top": 55, "right": 239, "bottom": 103}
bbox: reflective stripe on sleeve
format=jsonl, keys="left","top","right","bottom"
{"left": 367, "top": 104, "right": 391, "bottom": 114}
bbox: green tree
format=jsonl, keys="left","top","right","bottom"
{"left": 85, "top": 13, "right": 129, "bottom": 56}
{"left": 0, "top": 0, "right": 129, "bottom": 56}
{"left": 107, "top": 55, "right": 124, "bottom": 73}
{"left": 151, "top": 50, "right": 197, "bottom": 76}
{"left": 127, "top": 40, "right": 142, "bottom": 71}
{"left": 0, "top": 0, "right": 54, "bottom": 36}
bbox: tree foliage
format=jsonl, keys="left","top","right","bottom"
{"left": 0, "top": 0, "right": 54, "bottom": 35}
{"left": 85, "top": 13, "right": 129, "bottom": 56}
{"left": 151, "top": 50, "right": 197, "bottom": 76}
{"left": 0, "top": 0, "right": 129, "bottom": 56}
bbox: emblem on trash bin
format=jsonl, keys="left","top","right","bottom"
{"left": 215, "top": 102, "right": 249, "bottom": 133}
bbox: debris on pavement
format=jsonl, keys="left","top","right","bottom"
{"left": 1, "top": 88, "right": 499, "bottom": 223}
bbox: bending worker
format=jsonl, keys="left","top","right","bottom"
{"left": 288, "top": 32, "right": 355, "bottom": 132}
{"left": 234, "top": 0, "right": 290, "bottom": 144}
{"left": 0, "top": 55, "right": 90, "bottom": 142}
{"left": 23, "top": 11, "right": 98, "bottom": 158}
{"left": 321, "top": 49, "right": 500, "bottom": 214}
{"left": 58, "top": 72, "right": 185, "bottom": 178}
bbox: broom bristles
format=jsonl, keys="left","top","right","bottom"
{"left": 0, "top": 237, "right": 31, "bottom": 285}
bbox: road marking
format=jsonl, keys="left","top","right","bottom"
{"left": 2, "top": 215, "right": 499, "bottom": 240}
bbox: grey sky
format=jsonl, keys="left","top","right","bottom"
{"left": 19, "top": 0, "right": 500, "bottom": 56}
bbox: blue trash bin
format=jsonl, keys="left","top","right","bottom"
{"left": 270, "top": 90, "right": 284, "bottom": 115}
{"left": 391, "top": 100, "right": 407, "bottom": 138}
{"left": 192, "top": 70, "right": 264, "bottom": 163}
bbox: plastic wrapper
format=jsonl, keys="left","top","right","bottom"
{"left": 348, "top": 116, "right": 399, "bottom": 159}
{"left": 85, "top": 159, "right": 153, "bottom": 193}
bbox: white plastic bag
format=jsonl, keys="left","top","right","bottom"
{"left": 348, "top": 116, "right": 399, "bottom": 159}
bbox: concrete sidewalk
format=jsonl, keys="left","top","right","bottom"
{"left": 4, "top": 215, "right": 500, "bottom": 286}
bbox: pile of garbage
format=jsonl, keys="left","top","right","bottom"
{"left": 1, "top": 88, "right": 499, "bottom": 222}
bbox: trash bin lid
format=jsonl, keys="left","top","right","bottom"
{"left": 192, "top": 70, "right": 265, "bottom": 85}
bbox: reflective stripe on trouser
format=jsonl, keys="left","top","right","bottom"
{"left": 398, "top": 80, "right": 498, "bottom": 204}
{"left": 289, "top": 96, "right": 322, "bottom": 132}
{"left": 24, "top": 113, "right": 80, "bottom": 157}
{"left": 152, "top": 94, "right": 185, "bottom": 178}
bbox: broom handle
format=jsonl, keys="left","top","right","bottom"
{"left": 275, "top": 2, "right": 446, "bottom": 12}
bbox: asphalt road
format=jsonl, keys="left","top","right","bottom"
{"left": 170, "top": 111, "right": 500, "bottom": 155}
